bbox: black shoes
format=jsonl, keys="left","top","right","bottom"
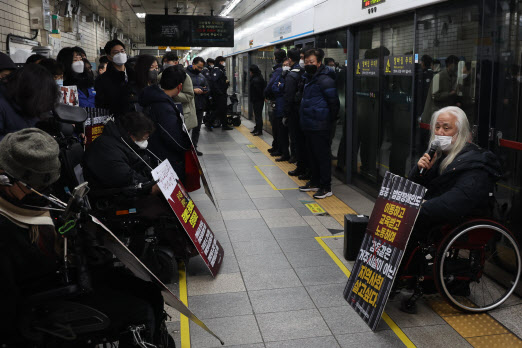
{"left": 222, "top": 126, "right": 233, "bottom": 130}
{"left": 253, "top": 131, "right": 263, "bottom": 136}
{"left": 250, "top": 128, "right": 257, "bottom": 134}
{"left": 299, "top": 181, "right": 319, "bottom": 192}
{"left": 196, "top": 150, "right": 203, "bottom": 156}
{"left": 288, "top": 168, "right": 304, "bottom": 176}
{"left": 288, "top": 156, "right": 297, "bottom": 164}
{"left": 270, "top": 151, "right": 282, "bottom": 157}
{"left": 276, "top": 156, "right": 290, "bottom": 162}
{"left": 313, "top": 188, "right": 332, "bottom": 199}
{"left": 267, "top": 148, "right": 276, "bottom": 153}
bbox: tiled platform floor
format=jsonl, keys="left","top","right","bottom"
{"left": 166, "top": 119, "right": 522, "bottom": 348}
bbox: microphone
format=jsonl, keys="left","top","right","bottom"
{"left": 420, "top": 141, "right": 439, "bottom": 175}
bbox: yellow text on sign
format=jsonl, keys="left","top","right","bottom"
{"left": 305, "top": 203, "right": 326, "bottom": 214}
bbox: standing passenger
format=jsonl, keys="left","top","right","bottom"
{"left": 298, "top": 49, "right": 340, "bottom": 199}
{"left": 249, "top": 64, "right": 266, "bottom": 136}
{"left": 208, "top": 56, "right": 231, "bottom": 130}
{"left": 202, "top": 58, "right": 215, "bottom": 130}
{"left": 187, "top": 56, "right": 210, "bottom": 155}
{"left": 264, "top": 49, "right": 287, "bottom": 154}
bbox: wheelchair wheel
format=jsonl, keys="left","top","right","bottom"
{"left": 434, "top": 221, "right": 521, "bottom": 313}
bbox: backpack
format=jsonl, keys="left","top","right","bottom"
{"left": 294, "top": 73, "right": 306, "bottom": 103}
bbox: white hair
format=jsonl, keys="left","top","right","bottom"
{"left": 429, "top": 106, "right": 472, "bottom": 173}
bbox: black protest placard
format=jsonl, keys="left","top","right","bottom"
{"left": 343, "top": 171, "right": 427, "bottom": 330}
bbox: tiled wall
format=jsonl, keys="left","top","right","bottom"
{"left": 0, "top": 0, "right": 117, "bottom": 62}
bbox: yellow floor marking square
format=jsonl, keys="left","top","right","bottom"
{"left": 443, "top": 313, "right": 509, "bottom": 338}
{"left": 305, "top": 202, "right": 326, "bottom": 214}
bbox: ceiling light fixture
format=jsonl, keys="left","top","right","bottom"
{"left": 220, "top": 0, "right": 241, "bottom": 16}
{"left": 136, "top": 13, "right": 146, "bottom": 18}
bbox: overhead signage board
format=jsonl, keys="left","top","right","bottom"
{"left": 343, "top": 172, "right": 427, "bottom": 330}
{"left": 362, "top": 0, "right": 385, "bottom": 9}
{"left": 384, "top": 55, "right": 414, "bottom": 76}
{"left": 146, "top": 15, "right": 234, "bottom": 47}
{"left": 355, "top": 59, "right": 379, "bottom": 76}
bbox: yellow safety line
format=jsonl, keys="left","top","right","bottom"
{"left": 315, "top": 236, "right": 416, "bottom": 348}
{"left": 178, "top": 261, "right": 191, "bottom": 348}
{"left": 254, "top": 165, "right": 299, "bottom": 191}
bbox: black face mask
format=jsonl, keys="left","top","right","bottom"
{"left": 148, "top": 70, "right": 158, "bottom": 83}
{"left": 305, "top": 64, "right": 318, "bottom": 75}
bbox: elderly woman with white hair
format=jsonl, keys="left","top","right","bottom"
{"left": 409, "top": 106, "right": 502, "bottom": 224}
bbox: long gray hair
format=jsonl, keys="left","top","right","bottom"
{"left": 429, "top": 106, "right": 472, "bottom": 173}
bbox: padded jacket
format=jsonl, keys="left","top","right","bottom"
{"left": 299, "top": 65, "right": 340, "bottom": 131}
{"left": 0, "top": 86, "right": 40, "bottom": 141}
{"left": 249, "top": 65, "right": 266, "bottom": 103}
{"left": 186, "top": 66, "right": 210, "bottom": 111}
{"left": 94, "top": 63, "right": 137, "bottom": 116}
{"left": 283, "top": 63, "right": 304, "bottom": 119}
{"left": 409, "top": 143, "right": 502, "bottom": 223}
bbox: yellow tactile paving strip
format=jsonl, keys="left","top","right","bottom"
{"left": 236, "top": 125, "right": 356, "bottom": 224}
{"left": 235, "top": 124, "right": 522, "bottom": 347}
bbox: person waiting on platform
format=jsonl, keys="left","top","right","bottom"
{"left": 298, "top": 48, "right": 340, "bottom": 199}
{"left": 249, "top": 64, "right": 266, "bottom": 136}
{"left": 264, "top": 49, "right": 287, "bottom": 155}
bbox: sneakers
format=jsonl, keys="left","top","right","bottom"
{"left": 299, "top": 182, "right": 319, "bottom": 192}
{"left": 313, "top": 188, "right": 332, "bottom": 199}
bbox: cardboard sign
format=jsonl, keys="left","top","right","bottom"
{"left": 84, "top": 108, "right": 111, "bottom": 146}
{"left": 60, "top": 86, "right": 79, "bottom": 106}
{"left": 384, "top": 55, "right": 414, "bottom": 76}
{"left": 91, "top": 215, "right": 224, "bottom": 345}
{"left": 343, "top": 172, "right": 427, "bottom": 330}
{"left": 152, "top": 160, "right": 224, "bottom": 277}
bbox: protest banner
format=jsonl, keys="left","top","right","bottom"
{"left": 83, "top": 108, "right": 110, "bottom": 146}
{"left": 343, "top": 171, "right": 427, "bottom": 330}
{"left": 60, "top": 85, "right": 79, "bottom": 106}
{"left": 152, "top": 160, "right": 224, "bottom": 277}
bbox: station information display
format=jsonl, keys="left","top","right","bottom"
{"left": 145, "top": 15, "right": 234, "bottom": 47}
{"left": 343, "top": 172, "right": 427, "bottom": 330}
{"left": 362, "top": 0, "right": 385, "bottom": 9}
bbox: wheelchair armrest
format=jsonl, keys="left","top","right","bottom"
{"left": 26, "top": 284, "right": 81, "bottom": 304}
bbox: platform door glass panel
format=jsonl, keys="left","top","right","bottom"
{"left": 492, "top": 0, "right": 522, "bottom": 245}
{"left": 414, "top": 3, "right": 481, "bottom": 160}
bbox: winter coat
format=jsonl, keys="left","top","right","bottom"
{"left": 264, "top": 63, "right": 282, "bottom": 101}
{"left": 409, "top": 143, "right": 502, "bottom": 223}
{"left": 83, "top": 120, "right": 153, "bottom": 191}
{"left": 0, "top": 86, "right": 40, "bottom": 141}
{"left": 209, "top": 64, "right": 228, "bottom": 98}
{"left": 173, "top": 72, "right": 198, "bottom": 130}
{"left": 249, "top": 65, "right": 266, "bottom": 103}
{"left": 94, "top": 63, "right": 137, "bottom": 116}
{"left": 283, "top": 63, "right": 304, "bottom": 118}
{"left": 186, "top": 66, "right": 210, "bottom": 111}
{"left": 139, "top": 84, "right": 191, "bottom": 180}
{"left": 299, "top": 64, "right": 340, "bottom": 131}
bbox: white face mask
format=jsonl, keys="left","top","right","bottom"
{"left": 209, "top": 64, "right": 214, "bottom": 68}
{"left": 134, "top": 139, "right": 148, "bottom": 150}
{"left": 461, "top": 73, "right": 468, "bottom": 79}
{"left": 299, "top": 59, "right": 305, "bottom": 68}
{"left": 72, "top": 61, "right": 84, "bottom": 73}
{"left": 222, "top": 63, "right": 226, "bottom": 68}
{"left": 112, "top": 52, "right": 127, "bottom": 66}
{"left": 282, "top": 66, "right": 291, "bottom": 72}
{"left": 433, "top": 135, "right": 455, "bottom": 152}
{"left": 56, "top": 79, "right": 64, "bottom": 87}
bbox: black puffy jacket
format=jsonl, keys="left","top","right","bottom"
{"left": 209, "top": 64, "right": 228, "bottom": 97}
{"left": 283, "top": 62, "right": 304, "bottom": 118}
{"left": 83, "top": 120, "right": 153, "bottom": 190}
{"left": 409, "top": 143, "right": 502, "bottom": 223}
{"left": 249, "top": 65, "right": 266, "bottom": 103}
{"left": 94, "top": 63, "right": 137, "bottom": 116}
{"left": 186, "top": 65, "right": 210, "bottom": 111}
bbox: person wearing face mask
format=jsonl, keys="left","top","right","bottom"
{"left": 172, "top": 64, "right": 198, "bottom": 132}
{"left": 409, "top": 106, "right": 501, "bottom": 225}
{"left": 432, "top": 55, "right": 460, "bottom": 110}
{"left": 0, "top": 64, "right": 58, "bottom": 141}
{"left": 138, "top": 67, "right": 192, "bottom": 182}
{"left": 134, "top": 54, "right": 160, "bottom": 97}
{"left": 57, "top": 47, "right": 96, "bottom": 107}
{"left": 298, "top": 49, "right": 340, "bottom": 199}
{"left": 264, "top": 49, "right": 288, "bottom": 153}
{"left": 270, "top": 58, "right": 291, "bottom": 161}
{"left": 95, "top": 39, "right": 137, "bottom": 117}
{"left": 187, "top": 57, "right": 210, "bottom": 155}
{"left": 161, "top": 53, "right": 179, "bottom": 72}
{"left": 202, "top": 58, "right": 215, "bottom": 129}
{"left": 208, "top": 56, "right": 232, "bottom": 130}
{"left": 249, "top": 64, "right": 266, "bottom": 136}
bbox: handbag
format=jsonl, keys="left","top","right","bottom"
{"left": 184, "top": 147, "right": 201, "bottom": 192}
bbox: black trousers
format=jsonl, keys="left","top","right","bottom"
{"left": 288, "top": 113, "right": 298, "bottom": 158}
{"left": 252, "top": 100, "right": 264, "bottom": 131}
{"left": 276, "top": 117, "right": 290, "bottom": 157}
{"left": 214, "top": 95, "right": 228, "bottom": 126}
{"left": 294, "top": 120, "right": 308, "bottom": 171}
{"left": 305, "top": 129, "right": 332, "bottom": 189}
{"left": 268, "top": 106, "right": 279, "bottom": 149}
{"left": 191, "top": 109, "right": 204, "bottom": 147}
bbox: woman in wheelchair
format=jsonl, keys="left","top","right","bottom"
{"left": 83, "top": 111, "right": 198, "bottom": 279}
{"left": 0, "top": 129, "right": 172, "bottom": 347}
{"left": 397, "top": 106, "right": 521, "bottom": 314}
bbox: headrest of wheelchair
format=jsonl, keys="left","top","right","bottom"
{"left": 54, "top": 104, "right": 88, "bottom": 124}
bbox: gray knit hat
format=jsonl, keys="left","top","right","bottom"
{"left": 0, "top": 128, "right": 61, "bottom": 188}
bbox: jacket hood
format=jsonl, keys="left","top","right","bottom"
{"left": 138, "top": 84, "right": 172, "bottom": 107}
{"left": 446, "top": 143, "right": 503, "bottom": 179}
{"left": 272, "top": 63, "right": 282, "bottom": 71}
{"left": 187, "top": 65, "right": 200, "bottom": 75}
{"left": 318, "top": 64, "right": 336, "bottom": 79}
{"left": 250, "top": 64, "right": 261, "bottom": 75}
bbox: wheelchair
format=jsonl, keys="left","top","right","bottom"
{"left": 396, "top": 217, "right": 521, "bottom": 314}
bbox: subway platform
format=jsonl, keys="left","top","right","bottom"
{"left": 164, "top": 118, "right": 522, "bottom": 348}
